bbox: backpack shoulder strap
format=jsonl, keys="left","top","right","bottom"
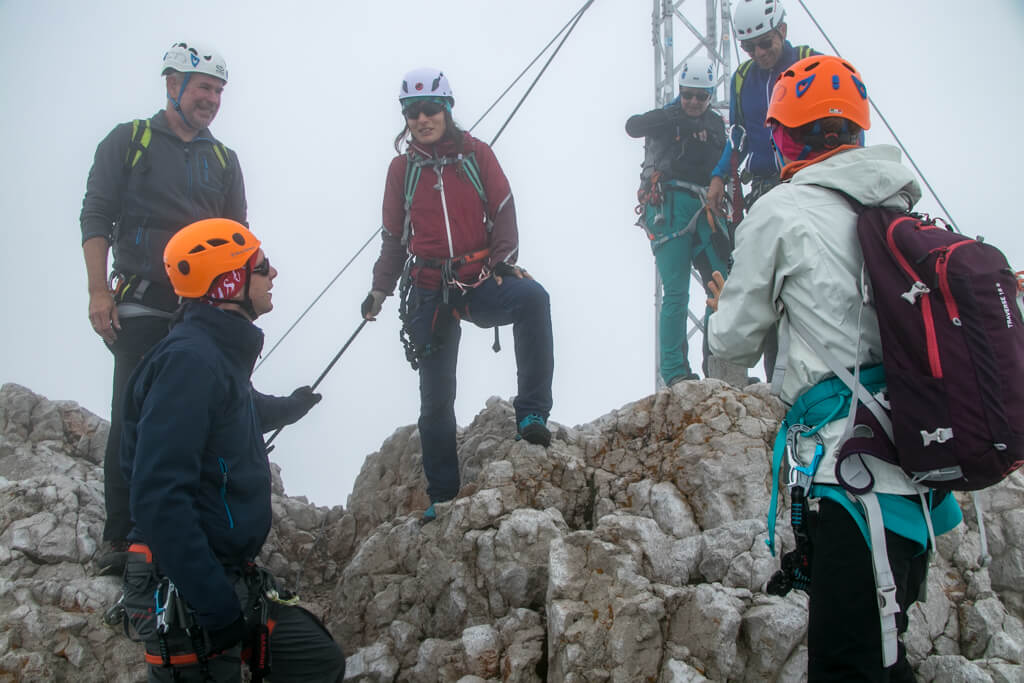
{"left": 796, "top": 45, "right": 814, "bottom": 59}
{"left": 460, "top": 152, "right": 489, "bottom": 207}
{"left": 123, "top": 118, "right": 152, "bottom": 172}
{"left": 733, "top": 60, "right": 754, "bottom": 125}
{"left": 212, "top": 141, "right": 230, "bottom": 170}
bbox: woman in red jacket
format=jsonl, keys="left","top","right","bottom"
{"left": 362, "top": 67, "right": 554, "bottom": 521}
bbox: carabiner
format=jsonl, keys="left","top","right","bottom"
{"left": 785, "top": 424, "right": 825, "bottom": 490}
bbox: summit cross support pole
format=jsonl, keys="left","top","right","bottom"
{"left": 649, "top": 0, "right": 734, "bottom": 391}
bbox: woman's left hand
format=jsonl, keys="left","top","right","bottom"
{"left": 492, "top": 262, "right": 533, "bottom": 286}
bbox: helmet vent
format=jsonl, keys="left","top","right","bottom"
{"left": 188, "top": 245, "right": 206, "bottom": 254}
{"left": 206, "top": 238, "right": 229, "bottom": 247}
{"left": 177, "top": 261, "right": 190, "bottom": 275}
{"left": 231, "top": 233, "right": 247, "bottom": 246}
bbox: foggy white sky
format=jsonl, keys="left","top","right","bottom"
{"left": 1, "top": 1, "right": 1021, "bottom": 509}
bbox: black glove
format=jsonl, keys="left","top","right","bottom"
{"left": 361, "top": 290, "right": 386, "bottom": 320}
{"left": 360, "top": 293, "right": 376, "bottom": 318}
{"left": 284, "top": 386, "right": 322, "bottom": 424}
{"left": 491, "top": 261, "right": 518, "bottom": 278}
{"left": 204, "top": 614, "right": 248, "bottom": 655}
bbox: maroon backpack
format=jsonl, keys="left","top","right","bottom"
{"left": 853, "top": 202, "right": 1024, "bottom": 490}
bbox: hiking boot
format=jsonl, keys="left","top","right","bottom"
{"left": 95, "top": 540, "right": 130, "bottom": 577}
{"left": 516, "top": 414, "right": 551, "bottom": 447}
{"left": 668, "top": 372, "right": 700, "bottom": 386}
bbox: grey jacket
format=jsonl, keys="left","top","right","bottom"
{"left": 708, "top": 145, "right": 924, "bottom": 493}
{"left": 80, "top": 110, "right": 247, "bottom": 283}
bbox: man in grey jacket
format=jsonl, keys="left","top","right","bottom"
{"left": 707, "top": 56, "right": 961, "bottom": 679}
{"left": 80, "top": 41, "right": 247, "bottom": 575}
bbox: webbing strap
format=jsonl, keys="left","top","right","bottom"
{"left": 402, "top": 151, "right": 490, "bottom": 246}
{"left": 648, "top": 185, "right": 710, "bottom": 252}
{"left": 212, "top": 143, "right": 228, "bottom": 169}
{"left": 125, "top": 119, "right": 152, "bottom": 170}
{"left": 785, "top": 312, "right": 894, "bottom": 442}
{"left": 855, "top": 489, "right": 901, "bottom": 668}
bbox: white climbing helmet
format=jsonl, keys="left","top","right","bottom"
{"left": 161, "top": 41, "right": 228, "bottom": 83}
{"left": 679, "top": 54, "right": 717, "bottom": 90}
{"left": 732, "top": 0, "right": 786, "bottom": 39}
{"left": 398, "top": 67, "right": 454, "bottom": 104}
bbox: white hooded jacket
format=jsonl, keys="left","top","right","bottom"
{"left": 708, "top": 144, "right": 924, "bottom": 493}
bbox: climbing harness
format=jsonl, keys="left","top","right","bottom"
{"left": 640, "top": 180, "right": 725, "bottom": 255}
{"left": 396, "top": 248, "right": 492, "bottom": 370}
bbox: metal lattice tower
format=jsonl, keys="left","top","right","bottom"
{"left": 649, "top": 0, "right": 735, "bottom": 389}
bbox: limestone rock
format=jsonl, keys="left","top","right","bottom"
{"left": 3, "top": 377, "right": 1024, "bottom": 681}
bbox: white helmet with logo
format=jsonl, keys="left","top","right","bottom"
{"left": 733, "top": 0, "right": 786, "bottom": 40}
{"left": 679, "top": 54, "right": 717, "bottom": 90}
{"left": 161, "top": 41, "right": 228, "bottom": 83}
{"left": 398, "top": 67, "right": 454, "bottom": 105}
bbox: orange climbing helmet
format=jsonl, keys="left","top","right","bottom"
{"left": 164, "top": 218, "right": 260, "bottom": 298}
{"left": 766, "top": 55, "right": 870, "bottom": 131}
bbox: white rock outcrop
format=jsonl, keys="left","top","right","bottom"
{"left": 2, "top": 380, "right": 1023, "bottom": 681}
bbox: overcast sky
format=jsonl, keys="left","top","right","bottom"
{"left": 1, "top": 0, "right": 1021, "bottom": 509}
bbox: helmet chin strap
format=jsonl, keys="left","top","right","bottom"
{"left": 169, "top": 72, "right": 199, "bottom": 130}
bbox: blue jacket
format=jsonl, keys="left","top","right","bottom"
{"left": 711, "top": 42, "right": 817, "bottom": 181}
{"left": 121, "top": 303, "right": 270, "bottom": 630}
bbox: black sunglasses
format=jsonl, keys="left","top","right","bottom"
{"left": 740, "top": 35, "right": 775, "bottom": 53}
{"left": 403, "top": 101, "right": 444, "bottom": 119}
{"left": 680, "top": 90, "right": 712, "bottom": 102}
{"left": 252, "top": 258, "right": 271, "bottom": 277}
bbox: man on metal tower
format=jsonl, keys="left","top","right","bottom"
{"left": 625, "top": 54, "right": 729, "bottom": 386}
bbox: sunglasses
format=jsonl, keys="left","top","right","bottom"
{"left": 251, "top": 258, "right": 271, "bottom": 277}
{"left": 680, "top": 90, "right": 712, "bottom": 102}
{"left": 740, "top": 36, "right": 775, "bottom": 53}
{"left": 403, "top": 101, "right": 445, "bottom": 119}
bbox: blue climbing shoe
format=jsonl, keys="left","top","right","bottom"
{"left": 516, "top": 414, "right": 551, "bottom": 447}
{"left": 422, "top": 503, "right": 437, "bottom": 523}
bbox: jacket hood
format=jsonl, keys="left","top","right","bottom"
{"left": 788, "top": 144, "right": 921, "bottom": 210}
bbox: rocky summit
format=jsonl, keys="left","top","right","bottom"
{"left": 1, "top": 380, "right": 1022, "bottom": 682}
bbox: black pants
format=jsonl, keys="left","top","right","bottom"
{"left": 807, "top": 499, "right": 928, "bottom": 682}
{"left": 104, "top": 315, "right": 172, "bottom": 541}
{"left": 124, "top": 552, "right": 345, "bottom": 682}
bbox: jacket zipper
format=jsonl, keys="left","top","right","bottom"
{"left": 435, "top": 165, "right": 455, "bottom": 258}
{"left": 886, "top": 216, "right": 943, "bottom": 378}
{"left": 218, "top": 457, "right": 235, "bottom": 529}
{"left": 933, "top": 240, "right": 973, "bottom": 325}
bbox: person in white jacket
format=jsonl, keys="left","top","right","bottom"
{"left": 706, "top": 55, "right": 961, "bottom": 680}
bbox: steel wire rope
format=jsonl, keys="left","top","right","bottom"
{"left": 794, "top": 0, "right": 960, "bottom": 229}
{"left": 255, "top": 0, "right": 596, "bottom": 373}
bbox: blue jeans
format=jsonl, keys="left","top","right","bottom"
{"left": 407, "top": 276, "right": 553, "bottom": 502}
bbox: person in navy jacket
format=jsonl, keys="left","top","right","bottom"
{"left": 120, "top": 218, "right": 344, "bottom": 681}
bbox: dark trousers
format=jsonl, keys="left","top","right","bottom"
{"left": 408, "top": 277, "right": 554, "bottom": 502}
{"left": 104, "top": 316, "right": 172, "bottom": 542}
{"left": 807, "top": 499, "right": 928, "bottom": 682}
{"left": 124, "top": 554, "right": 345, "bottom": 682}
